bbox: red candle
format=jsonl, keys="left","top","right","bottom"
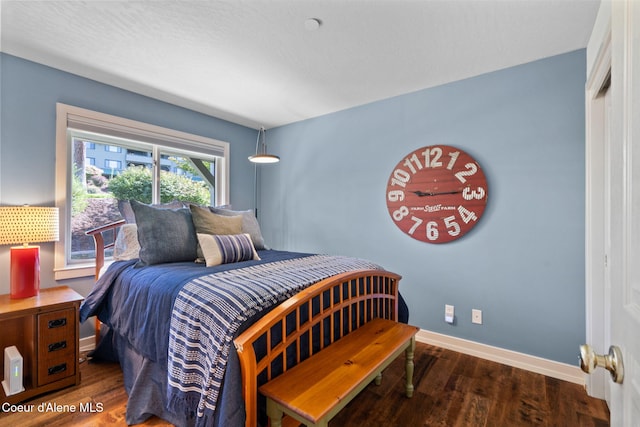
{"left": 10, "top": 245, "right": 40, "bottom": 299}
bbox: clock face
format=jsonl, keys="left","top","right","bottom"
{"left": 386, "top": 145, "right": 488, "bottom": 243}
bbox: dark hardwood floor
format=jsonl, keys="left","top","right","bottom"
{"left": 0, "top": 342, "right": 609, "bottom": 426}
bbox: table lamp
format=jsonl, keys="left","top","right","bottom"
{"left": 0, "top": 206, "right": 59, "bottom": 298}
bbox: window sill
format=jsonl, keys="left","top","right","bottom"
{"left": 54, "top": 264, "right": 96, "bottom": 281}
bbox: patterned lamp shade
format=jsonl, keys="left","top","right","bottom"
{"left": 0, "top": 206, "right": 60, "bottom": 298}
{"left": 0, "top": 206, "right": 59, "bottom": 245}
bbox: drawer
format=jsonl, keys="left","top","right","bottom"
{"left": 37, "top": 308, "right": 76, "bottom": 386}
{"left": 37, "top": 353, "right": 75, "bottom": 386}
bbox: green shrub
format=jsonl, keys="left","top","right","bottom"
{"left": 159, "top": 170, "right": 210, "bottom": 204}
{"left": 108, "top": 166, "right": 210, "bottom": 205}
{"left": 108, "top": 166, "right": 153, "bottom": 203}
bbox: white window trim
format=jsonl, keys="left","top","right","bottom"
{"left": 54, "top": 103, "right": 230, "bottom": 280}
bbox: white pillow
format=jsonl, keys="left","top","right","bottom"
{"left": 113, "top": 223, "right": 141, "bottom": 261}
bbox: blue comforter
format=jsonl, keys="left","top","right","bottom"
{"left": 79, "top": 250, "right": 405, "bottom": 427}
{"left": 79, "top": 250, "right": 315, "bottom": 426}
{"left": 80, "top": 250, "right": 312, "bottom": 362}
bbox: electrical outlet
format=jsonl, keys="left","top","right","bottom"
{"left": 445, "top": 304, "right": 454, "bottom": 324}
{"left": 472, "top": 309, "right": 482, "bottom": 324}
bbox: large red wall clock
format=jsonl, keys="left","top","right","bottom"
{"left": 386, "top": 145, "right": 488, "bottom": 243}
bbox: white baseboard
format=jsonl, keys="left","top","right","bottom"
{"left": 79, "top": 336, "right": 96, "bottom": 353}
{"left": 416, "top": 329, "right": 586, "bottom": 386}
{"left": 77, "top": 329, "right": 585, "bottom": 386}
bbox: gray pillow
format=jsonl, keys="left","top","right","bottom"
{"left": 190, "top": 204, "right": 243, "bottom": 235}
{"left": 209, "top": 207, "right": 267, "bottom": 250}
{"left": 189, "top": 204, "right": 243, "bottom": 260}
{"left": 119, "top": 199, "right": 186, "bottom": 223}
{"left": 130, "top": 200, "right": 197, "bottom": 266}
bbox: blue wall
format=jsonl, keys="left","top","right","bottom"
{"left": 0, "top": 50, "right": 586, "bottom": 364}
{"left": 0, "top": 53, "right": 257, "bottom": 302}
{"left": 261, "top": 50, "right": 586, "bottom": 365}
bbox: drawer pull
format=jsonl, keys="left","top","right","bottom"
{"left": 48, "top": 363, "right": 67, "bottom": 376}
{"left": 48, "top": 341, "right": 67, "bottom": 352}
{"left": 48, "top": 318, "right": 67, "bottom": 329}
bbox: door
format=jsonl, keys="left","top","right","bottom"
{"left": 608, "top": 1, "right": 640, "bottom": 424}
{"left": 584, "top": 1, "right": 640, "bottom": 425}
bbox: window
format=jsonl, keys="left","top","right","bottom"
{"left": 55, "top": 103, "right": 229, "bottom": 279}
{"left": 105, "top": 145, "right": 122, "bottom": 153}
{"left": 104, "top": 159, "right": 122, "bottom": 170}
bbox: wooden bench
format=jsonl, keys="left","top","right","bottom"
{"left": 258, "top": 318, "right": 419, "bottom": 427}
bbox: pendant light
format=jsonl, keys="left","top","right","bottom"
{"left": 248, "top": 127, "right": 280, "bottom": 163}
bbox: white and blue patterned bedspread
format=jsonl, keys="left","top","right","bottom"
{"left": 166, "top": 254, "right": 382, "bottom": 425}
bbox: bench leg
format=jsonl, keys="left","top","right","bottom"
{"left": 405, "top": 336, "right": 416, "bottom": 398}
{"left": 375, "top": 372, "right": 382, "bottom": 386}
{"left": 266, "top": 398, "right": 283, "bottom": 427}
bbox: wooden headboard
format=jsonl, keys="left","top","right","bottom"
{"left": 84, "top": 219, "right": 125, "bottom": 345}
{"left": 85, "top": 219, "right": 126, "bottom": 280}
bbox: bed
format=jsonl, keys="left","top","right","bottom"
{"left": 80, "top": 201, "right": 407, "bottom": 427}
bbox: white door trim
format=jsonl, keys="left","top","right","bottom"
{"left": 585, "top": 26, "right": 612, "bottom": 400}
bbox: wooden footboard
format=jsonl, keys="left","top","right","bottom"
{"left": 234, "top": 269, "right": 402, "bottom": 427}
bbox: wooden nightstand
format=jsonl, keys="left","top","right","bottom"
{"left": 0, "top": 286, "right": 83, "bottom": 404}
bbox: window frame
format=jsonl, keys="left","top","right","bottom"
{"left": 54, "top": 103, "right": 230, "bottom": 280}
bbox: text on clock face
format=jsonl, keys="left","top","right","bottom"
{"left": 385, "top": 145, "right": 488, "bottom": 243}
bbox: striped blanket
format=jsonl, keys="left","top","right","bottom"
{"left": 166, "top": 254, "right": 382, "bottom": 425}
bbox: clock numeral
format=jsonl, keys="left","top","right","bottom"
{"left": 462, "top": 186, "right": 486, "bottom": 200}
{"left": 458, "top": 205, "right": 478, "bottom": 224}
{"left": 446, "top": 151, "right": 460, "bottom": 170}
{"left": 403, "top": 154, "right": 423, "bottom": 174}
{"left": 408, "top": 216, "right": 423, "bottom": 235}
{"left": 387, "top": 190, "right": 405, "bottom": 202}
{"left": 444, "top": 216, "right": 461, "bottom": 236}
{"left": 422, "top": 147, "right": 461, "bottom": 170}
{"left": 392, "top": 206, "right": 409, "bottom": 221}
{"left": 390, "top": 168, "right": 411, "bottom": 188}
{"left": 454, "top": 162, "right": 478, "bottom": 183}
{"left": 422, "top": 147, "right": 443, "bottom": 168}
{"left": 426, "top": 221, "right": 439, "bottom": 241}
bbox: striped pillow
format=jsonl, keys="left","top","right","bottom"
{"left": 197, "top": 233, "right": 261, "bottom": 267}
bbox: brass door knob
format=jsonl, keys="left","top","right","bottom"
{"left": 579, "top": 344, "right": 624, "bottom": 384}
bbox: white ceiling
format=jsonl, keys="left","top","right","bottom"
{"left": 0, "top": 0, "right": 600, "bottom": 130}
